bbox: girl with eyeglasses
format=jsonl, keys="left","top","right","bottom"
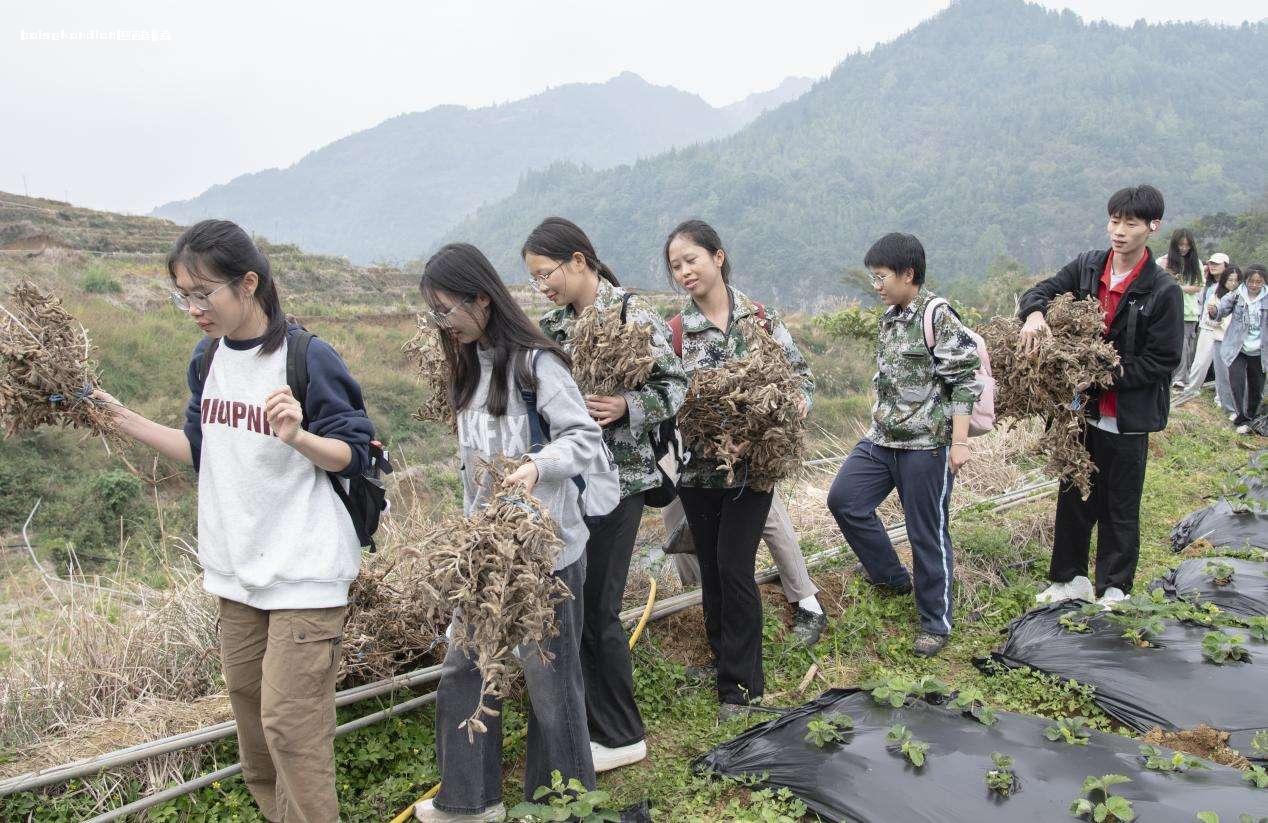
{"left": 93, "top": 219, "right": 375, "bottom": 823}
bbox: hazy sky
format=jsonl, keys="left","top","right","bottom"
{"left": 2, "top": 1, "right": 1263, "bottom": 215}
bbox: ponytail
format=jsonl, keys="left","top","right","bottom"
{"left": 521, "top": 216, "right": 620, "bottom": 287}
{"left": 167, "top": 219, "right": 287, "bottom": 354}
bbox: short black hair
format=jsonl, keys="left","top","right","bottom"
{"left": 1106, "top": 184, "right": 1164, "bottom": 223}
{"left": 864, "top": 232, "right": 926, "bottom": 285}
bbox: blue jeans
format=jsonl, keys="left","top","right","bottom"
{"left": 434, "top": 557, "right": 595, "bottom": 814}
{"left": 827, "top": 440, "right": 956, "bottom": 636}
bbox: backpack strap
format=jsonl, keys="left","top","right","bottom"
{"left": 922, "top": 297, "right": 957, "bottom": 352}
{"left": 197, "top": 337, "right": 220, "bottom": 384}
{"left": 669, "top": 313, "right": 684, "bottom": 358}
{"left": 753, "top": 301, "right": 772, "bottom": 334}
{"left": 519, "top": 350, "right": 586, "bottom": 495}
{"left": 619, "top": 291, "right": 634, "bottom": 325}
{"left": 286, "top": 329, "right": 316, "bottom": 417}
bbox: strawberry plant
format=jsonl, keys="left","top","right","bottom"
{"left": 885, "top": 724, "right": 930, "bottom": 767}
{"left": 1243, "top": 616, "right": 1268, "bottom": 642}
{"left": 1201, "top": 631, "right": 1251, "bottom": 664}
{"left": 1205, "top": 560, "right": 1236, "bottom": 586}
{"left": 1069, "top": 774, "right": 1135, "bottom": 822}
{"left": 1244, "top": 765, "right": 1268, "bottom": 789}
{"left": 949, "top": 687, "right": 998, "bottom": 726}
{"left": 860, "top": 674, "right": 949, "bottom": 708}
{"left": 1138, "top": 744, "right": 1211, "bottom": 773}
{"left": 508, "top": 771, "right": 620, "bottom": 822}
{"left": 804, "top": 713, "right": 855, "bottom": 748}
{"left": 1252, "top": 729, "right": 1268, "bottom": 756}
{"left": 1059, "top": 602, "right": 1103, "bottom": 634}
{"left": 984, "top": 752, "right": 1017, "bottom": 796}
{"left": 1045, "top": 716, "right": 1093, "bottom": 746}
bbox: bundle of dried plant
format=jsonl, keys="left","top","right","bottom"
{"left": 0, "top": 280, "right": 116, "bottom": 440}
{"left": 339, "top": 552, "right": 441, "bottom": 686}
{"left": 568, "top": 303, "right": 656, "bottom": 396}
{"left": 402, "top": 319, "right": 452, "bottom": 426}
{"left": 677, "top": 320, "right": 806, "bottom": 491}
{"left": 980, "top": 294, "right": 1119, "bottom": 496}
{"left": 408, "top": 457, "right": 572, "bottom": 740}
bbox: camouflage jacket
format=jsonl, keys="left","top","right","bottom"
{"left": 539, "top": 280, "right": 688, "bottom": 500}
{"left": 676, "top": 287, "right": 815, "bottom": 489}
{"left": 867, "top": 289, "right": 982, "bottom": 450}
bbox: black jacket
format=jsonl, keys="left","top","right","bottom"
{"left": 1017, "top": 249, "right": 1183, "bottom": 434}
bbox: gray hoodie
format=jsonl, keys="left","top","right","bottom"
{"left": 456, "top": 347, "right": 604, "bottom": 570}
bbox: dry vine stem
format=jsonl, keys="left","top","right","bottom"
{"left": 408, "top": 457, "right": 571, "bottom": 740}
{"left": 0, "top": 280, "right": 117, "bottom": 440}
{"left": 678, "top": 319, "right": 806, "bottom": 492}
{"left": 980, "top": 294, "right": 1119, "bottom": 497}
{"left": 402, "top": 318, "right": 453, "bottom": 427}
{"left": 340, "top": 552, "right": 440, "bottom": 685}
{"left": 568, "top": 302, "right": 656, "bottom": 395}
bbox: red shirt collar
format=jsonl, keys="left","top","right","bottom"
{"left": 1100, "top": 247, "right": 1150, "bottom": 295}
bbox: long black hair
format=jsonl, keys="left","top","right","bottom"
{"left": 663, "top": 219, "right": 731, "bottom": 288}
{"left": 521, "top": 217, "right": 619, "bottom": 287}
{"left": 421, "top": 243, "right": 570, "bottom": 416}
{"left": 1215, "top": 265, "right": 1241, "bottom": 300}
{"left": 1165, "top": 228, "right": 1201, "bottom": 285}
{"left": 167, "top": 220, "right": 287, "bottom": 354}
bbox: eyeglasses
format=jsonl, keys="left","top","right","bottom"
{"left": 528, "top": 261, "right": 565, "bottom": 285}
{"left": 169, "top": 281, "right": 233, "bottom": 312}
{"left": 427, "top": 296, "right": 475, "bottom": 327}
{"left": 869, "top": 271, "right": 890, "bottom": 286}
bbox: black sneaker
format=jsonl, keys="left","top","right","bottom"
{"left": 912, "top": 632, "right": 949, "bottom": 658}
{"left": 791, "top": 607, "right": 827, "bottom": 647}
{"left": 871, "top": 576, "right": 914, "bottom": 596}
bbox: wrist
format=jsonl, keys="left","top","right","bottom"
{"left": 288, "top": 427, "right": 311, "bottom": 448}
{"left": 951, "top": 441, "right": 971, "bottom": 449}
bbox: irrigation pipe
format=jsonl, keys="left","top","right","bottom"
{"left": 82, "top": 691, "right": 439, "bottom": 823}
{"left": 2, "top": 478, "right": 1058, "bottom": 798}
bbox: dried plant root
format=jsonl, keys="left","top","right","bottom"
{"left": 402, "top": 319, "right": 453, "bottom": 427}
{"left": 340, "top": 552, "right": 441, "bottom": 685}
{"left": 569, "top": 302, "right": 656, "bottom": 396}
{"left": 0, "top": 280, "right": 117, "bottom": 440}
{"left": 678, "top": 319, "right": 806, "bottom": 492}
{"left": 408, "top": 457, "right": 571, "bottom": 739}
{"left": 980, "top": 294, "right": 1119, "bottom": 497}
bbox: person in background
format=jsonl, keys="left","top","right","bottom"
{"left": 1156, "top": 228, "right": 1202, "bottom": 388}
{"left": 1181, "top": 265, "right": 1239, "bottom": 402}
{"left": 525, "top": 217, "right": 687, "bottom": 773}
{"left": 663, "top": 493, "right": 828, "bottom": 647}
{"left": 826, "top": 232, "right": 982, "bottom": 658}
{"left": 1022, "top": 185, "right": 1182, "bottom": 609}
{"left": 1215, "top": 263, "right": 1268, "bottom": 434}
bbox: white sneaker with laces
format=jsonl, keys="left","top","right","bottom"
{"left": 414, "top": 798, "right": 506, "bottom": 822}
{"left": 591, "top": 739, "right": 648, "bottom": 773}
{"left": 1035, "top": 580, "right": 1070, "bottom": 604}
{"left": 1097, "top": 587, "right": 1129, "bottom": 608}
{"left": 1066, "top": 576, "right": 1095, "bottom": 602}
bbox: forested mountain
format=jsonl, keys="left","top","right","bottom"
{"left": 447, "top": 0, "right": 1268, "bottom": 305}
{"left": 150, "top": 73, "right": 810, "bottom": 263}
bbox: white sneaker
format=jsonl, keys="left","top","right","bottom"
{"left": 591, "top": 739, "right": 647, "bottom": 773}
{"left": 1037, "top": 576, "right": 1094, "bottom": 604}
{"left": 1097, "top": 587, "right": 1129, "bottom": 608}
{"left": 414, "top": 798, "right": 506, "bottom": 822}
{"left": 1236, "top": 424, "right": 1252, "bottom": 435}
{"left": 1229, "top": 412, "right": 1239, "bottom": 422}
{"left": 1035, "top": 580, "right": 1071, "bottom": 604}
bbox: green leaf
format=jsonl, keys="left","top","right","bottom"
{"left": 1196, "top": 813, "right": 1220, "bottom": 823}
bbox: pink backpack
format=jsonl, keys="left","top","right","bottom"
{"left": 922, "top": 297, "right": 995, "bottom": 437}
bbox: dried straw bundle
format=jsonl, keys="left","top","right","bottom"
{"left": 569, "top": 303, "right": 656, "bottom": 395}
{"left": 402, "top": 319, "right": 452, "bottom": 426}
{"left": 677, "top": 320, "right": 806, "bottom": 492}
{"left": 409, "top": 457, "right": 572, "bottom": 739}
{"left": 0, "top": 280, "right": 116, "bottom": 439}
{"left": 339, "top": 552, "right": 440, "bottom": 685}
{"left": 979, "top": 294, "right": 1120, "bottom": 496}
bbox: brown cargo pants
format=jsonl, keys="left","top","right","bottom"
{"left": 218, "top": 598, "right": 345, "bottom": 823}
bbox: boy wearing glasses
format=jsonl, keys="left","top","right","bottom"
{"left": 826, "top": 232, "right": 983, "bottom": 658}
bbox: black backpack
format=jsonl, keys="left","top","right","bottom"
{"left": 198, "top": 329, "right": 391, "bottom": 551}
{"left": 617, "top": 293, "right": 680, "bottom": 508}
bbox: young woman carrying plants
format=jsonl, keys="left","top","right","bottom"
{"left": 1181, "top": 266, "right": 1239, "bottom": 400}
{"left": 415, "top": 242, "right": 605, "bottom": 822}
{"left": 94, "top": 219, "right": 375, "bottom": 823}
{"left": 523, "top": 217, "right": 687, "bottom": 772}
{"left": 1215, "top": 263, "right": 1268, "bottom": 434}
{"left": 663, "top": 219, "right": 814, "bottom": 720}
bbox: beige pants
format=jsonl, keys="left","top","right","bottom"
{"left": 218, "top": 598, "right": 345, "bottom": 823}
{"left": 664, "top": 494, "right": 819, "bottom": 603}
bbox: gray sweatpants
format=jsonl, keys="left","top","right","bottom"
{"left": 663, "top": 493, "right": 819, "bottom": 603}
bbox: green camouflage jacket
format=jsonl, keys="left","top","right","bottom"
{"left": 676, "top": 286, "right": 815, "bottom": 489}
{"left": 539, "top": 280, "right": 688, "bottom": 500}
{"left": 868, "top": 289, "right": 982, "bottom": 450}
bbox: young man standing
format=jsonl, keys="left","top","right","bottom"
{"left": 1019, "top": 185, "right": 1182, "bottom": 608}
{"left": 827, "top": 232, "right": 982, "bottom": 658}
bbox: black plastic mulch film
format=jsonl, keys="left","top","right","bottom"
{"left": 695, "top": 688, "right": 1265, "bottom": 822}
{"left": 1153, "top": 557, "right": 1268, "bottom": 617}
{"left": 987, "top": 599, "right": 1268, "bottom": 761}
{"left": 1170, "top": 451, "right": 1267, "bottom": 553}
